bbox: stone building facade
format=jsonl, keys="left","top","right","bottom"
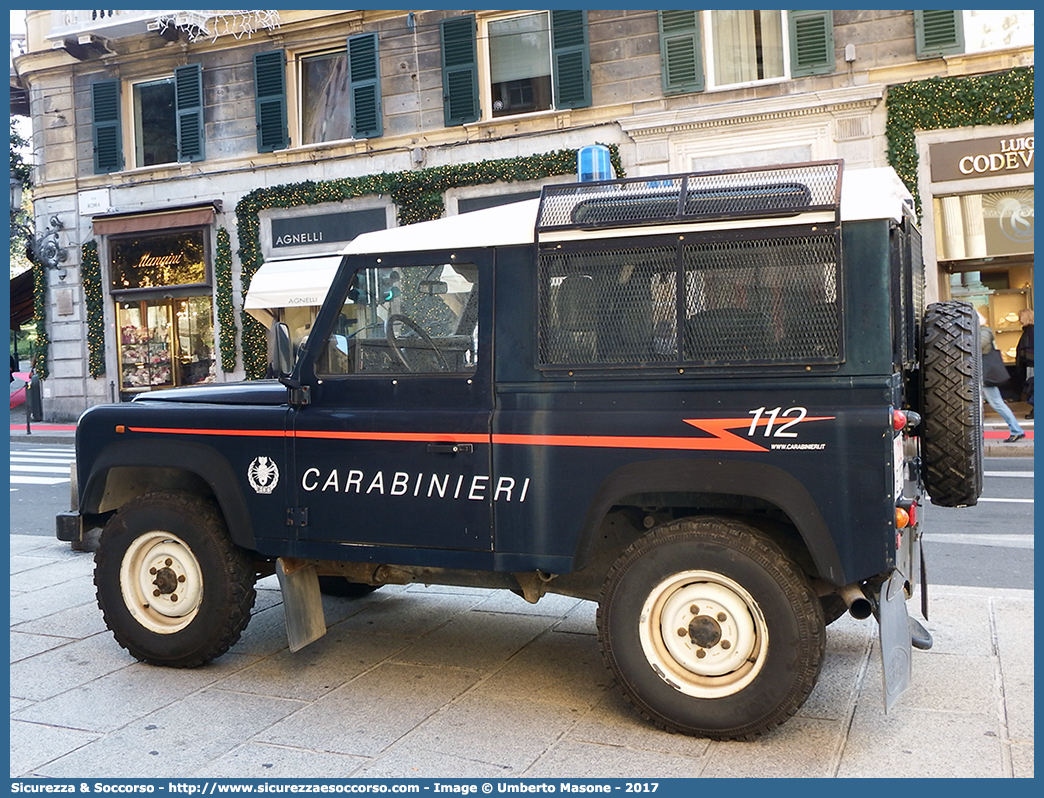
{"left": 12, "top": 9, "right": 1033, "bottom": 420}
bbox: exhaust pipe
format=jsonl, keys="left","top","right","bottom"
{"left": 838, "top": 584, "right": 874, "bottom": 620}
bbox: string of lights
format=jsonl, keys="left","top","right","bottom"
{"left": 81, "top": 240, "right": 106, "bottom": 378}
{"left": 215, "top": 228, "right": 238, "bottom": 373}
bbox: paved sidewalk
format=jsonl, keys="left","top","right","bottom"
{"left": 9, "top": 533, "right": 1034, "bottom": 779}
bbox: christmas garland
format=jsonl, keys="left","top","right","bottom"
{"left": 31, "top": 261, "right": 49, "bottom": 379}
{"left": 234, "top": 145, "right": 624, "bottom": 378}
{"left": 885, "top": 66, "right": 1034, "bottom": 218}
{"left": 81, "top": 240, "right": 105, "bottom": 378}
{"left": 214, "top": 228, "right": 237, "bottom": 372}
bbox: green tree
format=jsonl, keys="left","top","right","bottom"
{"left": 10, "top": 118, "right": 33, "bottom": 277}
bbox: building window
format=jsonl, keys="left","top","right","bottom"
{"left": 110, "top": 228, "right": 214, "bottom": 394}
{"left": 440, "top": 11, "right": 589, "bottom": 127}
{"left": 659, "top": 11, "right": 833, "bottom": 96}
{"left": 255, "top": 34, "right": 382, "bottom": 152}
{"left": 90, "top": 65, "right": 204, "bottom": 174}
{"left": 916, "top": 10, "right": 1033, "bottom": 59}
{"left": 707, "top": 10, "right": 785, "bottom": 88}
{"left": 488, "top": 14, "right": 554, "bottom": 117}
{"left": 110, "top": 229, "right": 208, "bottom": 291}
{"left": 132, "top": 77, "right": 178, "bottom": 167}
{"left": 299, "top": 49, "right": 351, "bottom": 144}
{"left": 116, "top": 296, "right": 215, "bottom": 392}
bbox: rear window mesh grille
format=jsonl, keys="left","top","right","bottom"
{"left": 538, "top": 232, "right": 841, "bottom": 368}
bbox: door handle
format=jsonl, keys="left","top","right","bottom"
{"left": 426, "top": 443, "right": 474, "bottom": 454}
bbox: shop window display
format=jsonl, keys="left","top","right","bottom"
{"left": 117, "top": 297, "right": 215, "bottom": 394}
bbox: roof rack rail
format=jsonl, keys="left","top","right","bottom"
{"left": 536, "top": 159, "right": 843, "bottom": 233}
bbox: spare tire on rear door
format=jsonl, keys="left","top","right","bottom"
{"left": 920, "top": 301, "right": 984, "bottom": 507}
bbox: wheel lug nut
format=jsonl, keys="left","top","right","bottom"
{"left": 178, "top": 575, "right": 186, "bottom": 583}
{"left": 689, "top": 605, "right": 699, "bottom": 614}
{"left": 149, "top": 567, "right": 157, "bottom": 575}
{"left": 153, "top": 589, "right": 161, "bottom": 597}
{"left": 721, "top": 640, "right": 731, "bottom": 650}
{"left": 677, "top": 628, "right": 687, "bottom": 637}
{"left": 165, "top": 558, "right": 173, "bottom": 566}
{"left": 696, "top": 649, "right": 706, "bottom": 659}
{"left": 170, "top": 594, "right": 178, "bottom": 602}
{"left": 717, "top": 612, "right": 727, "bottom": 622}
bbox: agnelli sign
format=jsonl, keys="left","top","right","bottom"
{"left": 271, "top": 208, "right": 386, "bottom": 249}
{"left": 930, "top": 136, "right": 1034, "bottom": 182}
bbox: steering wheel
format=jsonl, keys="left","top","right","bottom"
{"left": 385, "top": 314, "right": 449, "bottom": 372}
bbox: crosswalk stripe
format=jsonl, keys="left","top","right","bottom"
{"left": 10, "top": 464, "right": 71, "bottom": 475}
{"left": 9, "top": 475, "right": 69, "bottom": 485}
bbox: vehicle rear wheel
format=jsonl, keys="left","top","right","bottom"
{"left": 95, "top": 491, "right": 256, "bottom": 668}
{"left": 317, "top": 576, "right": 381, "bottom": 598}
{"left": 597, "top": 517, "right": 825, "bottom": 740}
{"left": 921, "top": 301, "right": 984, "bottom": 507}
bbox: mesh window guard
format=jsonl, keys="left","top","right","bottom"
{"left": 538, "top": 231, "right": 841, "bottom": 369}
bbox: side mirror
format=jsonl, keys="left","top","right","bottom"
{"left": 269, "top": 322, "right": 294, "bottom": 377}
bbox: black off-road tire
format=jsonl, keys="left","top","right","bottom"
{"left": 317, "top": 576, "right": 381, "bottom": 598}
{"left": 921, "top": 301, "right": 984, "bottom": 507}
{"left": 95, "top": 491, "right": 256, "bottom": 668}
{"left": 597, "top": 517, "right": 825, "bottom": 740}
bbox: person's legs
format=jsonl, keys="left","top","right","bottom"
{"left": 982, "top": 384, "right": 1025, "bottom": 437}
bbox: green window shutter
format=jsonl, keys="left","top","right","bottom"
{"left": 915, "top": 10, "right": 964, "bottom": 59}
{"left": 789, "top": 11, "right": 834, "bottom": 77}
{"left": 550, "top": 10, "right": 590, "bottom": 109}
{"left": 254, "top": 50, "right": 288, "bottom": 152}
{"left": 441, "top": 15, "right": 479, "bottom": 126}
{"left": 91, "top": 79, "right": 122, "bottom": 174}
{"left": 175, "top": 63, "right": 205, "bottom": 162}
{"left": 659, "top": 10, "right": 704, "bottom": 94}
{"left": 349, "top": 33, "right": 382, "bottom": 139}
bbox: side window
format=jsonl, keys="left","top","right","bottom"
{"left": 316, "top": 263, "right": 480, "bottom": 376}
{"left": 538, "top": 235, "right": 841, "bottom": 368}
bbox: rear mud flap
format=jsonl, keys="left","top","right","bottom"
{"left": 877, "top": 570, "right": 912, "bottom": 712}
{"left": 276, "top": 557, "right": 327, "bottom": 652}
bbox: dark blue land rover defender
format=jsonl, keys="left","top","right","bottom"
{"left": 59, "top": 161, "right": 983, "bottom": 740}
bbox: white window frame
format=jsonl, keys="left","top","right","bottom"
{"left": 126, "top": 74, "right": 178, "bottom": 169}
{"left": 478, "top": 10, "right": 558, "bottom": 122}
{"left": 702, "top": 10, "right": 792, "bottom": 92}
{"left": 288, "top": 45, "right": 353, "bottom": 149}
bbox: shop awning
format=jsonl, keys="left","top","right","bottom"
{"left": 10, "top": 269, "right": 34, "bottom": 330}
{"left": 92, "top": 202, "right": 220, "bottom": 236}
{"left": 244, "top": 255, "right": 344, "bottom": 322}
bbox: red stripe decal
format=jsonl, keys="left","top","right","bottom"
{"left": 127, "top": 416, "right": 833, "bottom": 452}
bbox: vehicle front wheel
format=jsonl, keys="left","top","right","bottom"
{"left": 94, "top": 491, "right": 256, "bottom": 668}
{"left": 597, "top": 517, "right": 825, "bottom": 740}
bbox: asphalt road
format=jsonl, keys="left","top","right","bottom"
{"left": 9, "top": 443, "right": 1035, "bottom": 590}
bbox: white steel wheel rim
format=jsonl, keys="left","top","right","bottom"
{"left": 638, "top": 570, "right": 768, "bottom": 699}
{"left": 119, "top": 532, "right": 203, "bottom": 634}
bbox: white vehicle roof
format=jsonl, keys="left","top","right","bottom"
{"left": 341, "top": 166, "right": 914, "bottom": 257}
{"left": 343, "top": 199, "right": 540, "bottom": 256}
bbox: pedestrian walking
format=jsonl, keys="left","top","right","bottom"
{"left": 979, "top": 311, "right": 1025, "bottom": 442}
{"left": 1016, "top": 308, "right": 1033, "bottom": 419}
